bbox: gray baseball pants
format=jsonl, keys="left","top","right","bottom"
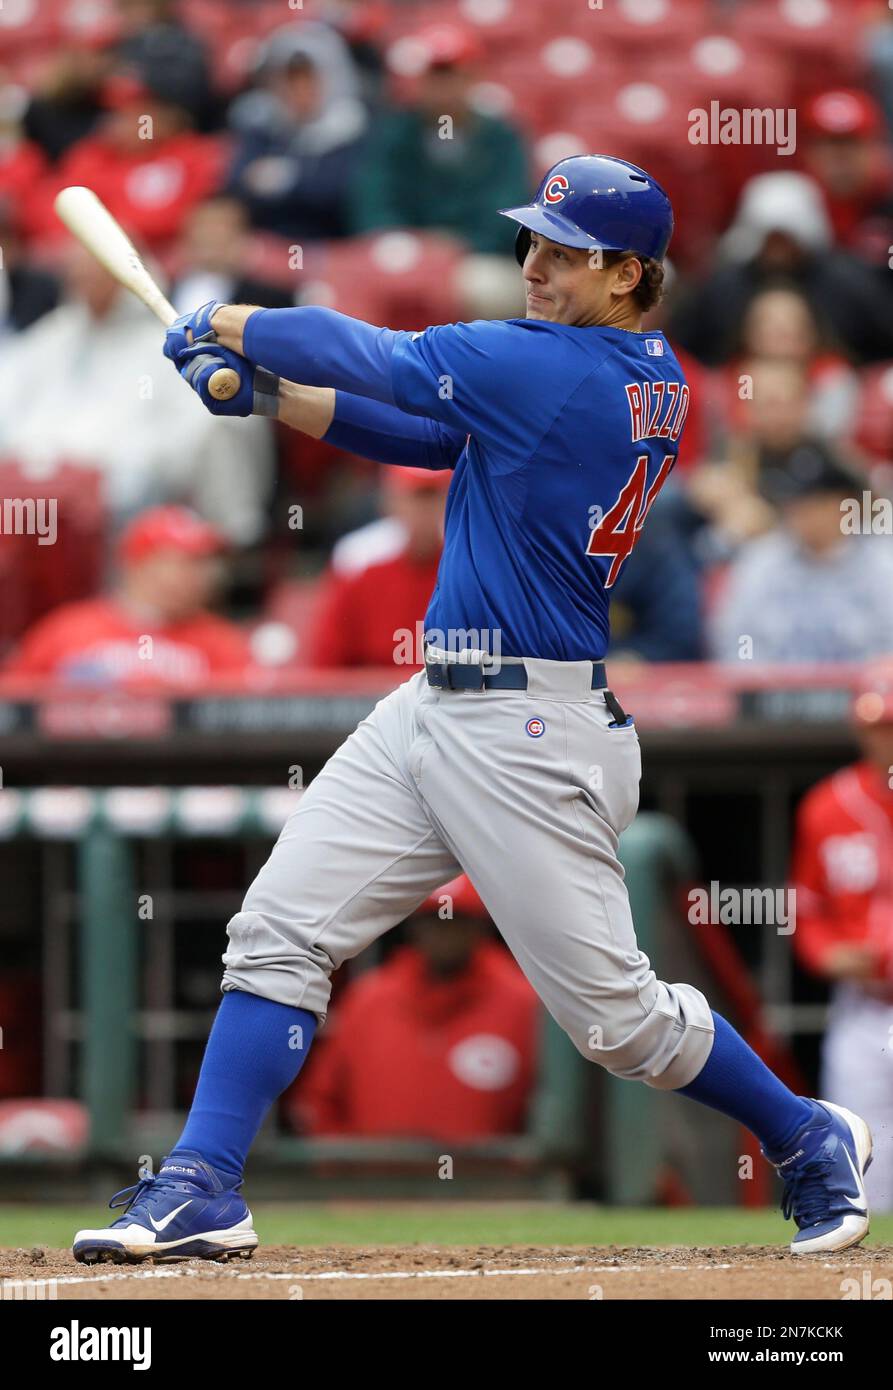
{"left": 222, "top": 658, "right": 715, "bottom": 1089}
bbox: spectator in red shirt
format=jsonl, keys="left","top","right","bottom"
{"left": 801, "top": 89, "right": 893, "bottom": 271}
{"left": 788, "top": 658, "right": 893, "bottom": 1209}
{"left": 288, "top": 875, "right": 539, "bottom": 1140}
{"left": 309, "top": 465, "right": 450, "bottom": 670}
{"left": 4, "top": 506, "right": 249, "bottom": 688}
{"left": 26, "top": 69, "right": 225, "bottom": 253}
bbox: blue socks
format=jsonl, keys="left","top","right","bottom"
{"left": 677, "top": 1011, "right": 815, "bottom": 1154}
{"left": 171, "top": 990, "right": 317, "bottom": 1182}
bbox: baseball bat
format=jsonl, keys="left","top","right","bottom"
{"left": 53, "top": 186, "right": 241, "bottom": 401}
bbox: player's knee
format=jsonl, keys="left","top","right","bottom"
{"left": 564, "top": 985, "right": 714, "bottom": 1090}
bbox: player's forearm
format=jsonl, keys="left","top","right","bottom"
{"left": 234, "top": 305, "right": 403, "bottom": 405}
{"left": 322, "top": 391, "right": 465, "bottom": 468}
{"left": 277, "top": 381, "right": 336, "bottom": 439}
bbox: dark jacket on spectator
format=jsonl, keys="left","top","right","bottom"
{"left": 353, "top": 109, "right": 528, "bottom": 256}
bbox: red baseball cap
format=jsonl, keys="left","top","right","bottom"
{"left": 382, "top": 464, "right": 452, "bottom": 493}
{"left": 100, "top": 72, "right": 154, "bottom": 110}
{"left": 118, "top": 507, "right": 226, "bottom": 566}
{"left": 853, "top": 658, "right": 893, "bottom": 726}
{"left": 415, "top": 22, "right": 482, "bottom": 71}
{"left": 416, "top": 874, "right": 488, "bottom": 919}
{"left": 804, "top": 89, "right": 883, "bottom": 139}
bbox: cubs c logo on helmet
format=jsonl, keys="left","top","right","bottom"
{"left": 543, "top": 174, "right": 570, "bottom": 204}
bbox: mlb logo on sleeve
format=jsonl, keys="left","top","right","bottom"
{"left": 645, "top": 338, "right": 664, "bottom": 356}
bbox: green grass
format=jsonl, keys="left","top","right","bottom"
{"left": 3, "top": 1204, "right": 893, "bottom": 1250}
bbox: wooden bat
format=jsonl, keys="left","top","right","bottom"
{"left": 53, "top": 185, "right": 241, "bottom": 401}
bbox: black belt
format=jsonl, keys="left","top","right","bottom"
{"left": 425, "top": 658, "right": 608, "bottom": 693}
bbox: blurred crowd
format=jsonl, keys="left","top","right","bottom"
{"left": 1, "top": 0, "right": 893, "bottom": 681}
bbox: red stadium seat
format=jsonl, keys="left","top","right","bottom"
{"left": 731, "top": 0, "right": 865, "bottom": 94}
{"left": 0, "top": 0, "right": 59, "bottom": 52}
{"left": 646, "top": 33, "right": 792, "bottom": 112}
{"left": 299, "top": 232, "right": 465, "bottom": 330}
{"left": 561, "top": 0, "right": 711, "bottom": 52}
{"left": 259, "top": 576, "right": 326, "bottom": 667}
{"left": 0, "top": 461, "right": 106, "bottom": 653}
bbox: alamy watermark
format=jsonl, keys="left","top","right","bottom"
{"left": 394, "top": 621, "right": 504, "bottom": 668}
{"left": 689, "top": 103, "right": 796, "bottom": 157}
{"left": 688, "top": 883, "right": 796, "bottom": 935}
{"left": 0, "top": 498, "right": 57, "bottom": 545}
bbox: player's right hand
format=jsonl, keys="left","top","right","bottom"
{"left": 177, "top": 342, "right": 280, "bottom": 418}
{"left": 164, "top": 300, "right": 230, "bottom": 366}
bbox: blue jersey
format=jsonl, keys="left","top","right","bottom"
{"left": 244, "top": 308, "right": 690, "bottom": 662}
{"left": 390, "top": 319, "right": 689, "bottom": 660}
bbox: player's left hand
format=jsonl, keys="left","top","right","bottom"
{"left": 164, "top": 300, "right": 229, "bottom": 366}
{"left": 177, "top": 342, "right": 280, "bottom": 418}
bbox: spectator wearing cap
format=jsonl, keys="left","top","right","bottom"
{"left": 352, "top": 21, "right": 528, "bottom": 319}
{"left": 21, "top": 37, "right": 108, "bottom": 163}
{"left": 801, "top": 89, "right": 893, "bottom": 272}
{"left": 308, "top": 465, "right": 450, "bottom": 669}
{"left": 0, "top": 241, "right": 273, "bottom": 544}
{"left": 287, "top": 875, "right": 539, "bottom": 1140}
{"left": 25, "top": 67, "right": 225, "bottom": 253}
{"left": 112, "top": 0, "right": 214, "bottom": 130}
{"left": 670, "top": 172, "right": 893, "bottom": 365}
{"left": 708, "top": 443, "right": 893, "bottom": 664}
{"left": 3, "top": 506, "right": 250, "bottom": 687}
{"left": 788, "top": 658, "right": 893, "bottom": 1209}
{"left": 226, "top": 22, "right": 369, "bottom": 242}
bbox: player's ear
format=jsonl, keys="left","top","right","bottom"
{"left": 612, "top": 255, "right": 643, "bottom": 298}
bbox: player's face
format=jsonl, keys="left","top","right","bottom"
{"left": 522, "top": 233, "right": 640, "bottom": 328}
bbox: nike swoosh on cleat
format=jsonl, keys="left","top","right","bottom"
{"left": 841, "top": 1145, "right": 867, "bottom": 1211}
{"left": 148, "top": 1200, "right": 193, "bottom": 1232}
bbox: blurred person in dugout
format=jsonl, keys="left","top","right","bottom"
{"left": 669, "top": 171, "right": 893, "bottom": 366}
{"left": 225, "top": 22, "right": 369, "bottom": 243}
{"left": 286, "top": 875, "right": 538, "bottom": 1140}
{"left": 0, "top": 240, "right": 273, "bottom": 545}
{"left": 789, "top": 660, "right": 893, "bottom": 1210}
{"left": 309, "top": 464, "right": 450, "bottom": 669}
{"left": 352, "top": 20, "right": 529, "bottom": 321}
{"left": 708, "top": 443, "right": 893, "bottom": 664}
{"left": 3, "top": 506, "right": 250, "bottom": 687}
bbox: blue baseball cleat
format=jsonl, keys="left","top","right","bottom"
{"left": 72, "top": 1151, "right": 258, "bottom": 1264}
{"left": 764, "top": 1100, "right": 873, "bottom": 1255}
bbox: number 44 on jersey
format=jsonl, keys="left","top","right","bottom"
{"left": 586, "top": 379, "right": 690, "bottom": 587}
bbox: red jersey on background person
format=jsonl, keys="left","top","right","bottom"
{"left": 789, "top": 659, "right": 893, "bottom": 1210}
{"left": 4, "top": 506, "right": 249, "bottom": 687}
{"left": 309, "top": 465, "right": 450, "bottom": 669}
{"left": 287, "top": 875, "right": 539, "bottom": 1140}
{"left": 24, "top": 71, "right": 225, "bottom": 253}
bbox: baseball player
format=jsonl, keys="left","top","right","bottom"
{"left": 790, "top": 658, "right": 893, "bottom": 1210}
{"left": 74, "top": 156, "right": 872, "bottom": 1264}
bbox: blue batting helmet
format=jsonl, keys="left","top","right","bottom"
{"left": 499, "top": 154, "right": 674, "bottom": 266}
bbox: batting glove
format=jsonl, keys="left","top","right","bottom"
{"left": 178, "top": 343, "right": 281, "bottom": 418}
{"left": 164, "top": 300, "right": 229, "bottom": 366}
